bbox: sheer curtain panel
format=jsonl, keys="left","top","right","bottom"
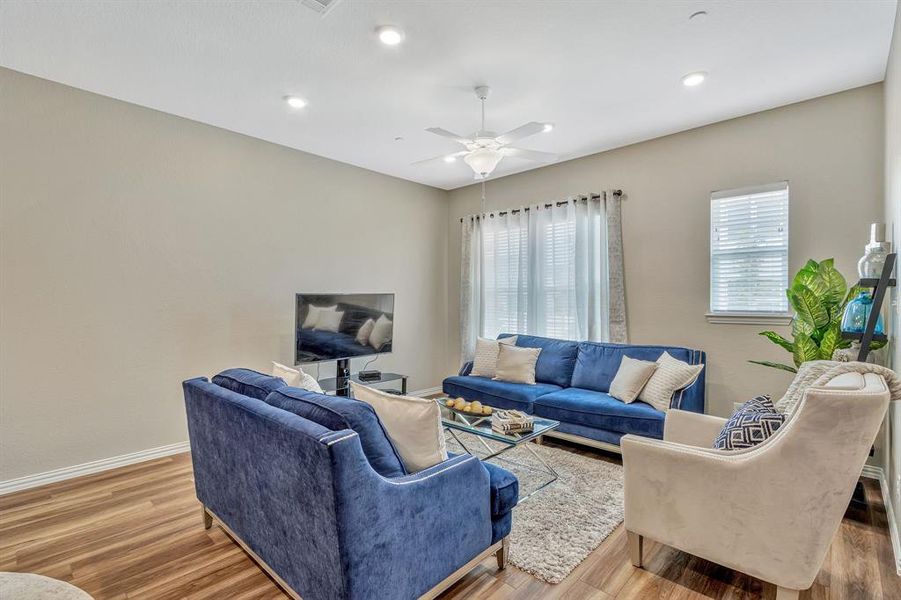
{"left": 460, "top": 191, "right": 626, "bottom": 362}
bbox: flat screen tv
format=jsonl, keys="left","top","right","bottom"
{"left": 295, "top": 293, "right": 395, "bottom": 365}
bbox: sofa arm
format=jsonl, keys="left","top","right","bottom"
{"left": 459, "top": 361, "right": 474, "bottom": 376}
{"left": 328, "top": 437, "right": 494, "bottom": 598}
{"left": 663, "top": 410, "right": 726, "bottom": 447}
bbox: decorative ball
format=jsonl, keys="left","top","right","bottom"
{"left": 453, "top": 398, "right": 466, "bottom": 409}
{"left": 482, "top": 406, "right": 493, "bottom": 415}
{"left": 445, "top": 399, "right": 455, "bottom": 407}
{"left": 471, "top": 401, "right": 483, "bottom": 411}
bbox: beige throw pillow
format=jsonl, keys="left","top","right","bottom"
{"left": 368, "top": 315, "right": 393, "bottom": 350}
{"left": 609, "top": 356, "right": 658, "bottom": 403}
{"left": 350, "top": 382, "right": 447, "bottom": 473}
{"left": 638, "top": 352, "right": 704, "bottom": 412}
{"left": 313, "top": 308, "right": 344, "bottom": 332}
{"left": 355, "top": 318, "right": 375, "bottom": 345}
{"left": 493, "top": 344, "right": 541, "bottom": 385}
{"left": 302, "top": 304, "right": 336, "bottom": 328}
{"left": 470, "top": 336, "right": 518, "bottom": 378}
{"left": 271, "top": 361, "right": 324, "bottom": 394}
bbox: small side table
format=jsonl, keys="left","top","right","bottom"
{"left": 319, "top": 372, "right": 409, "bottom": 396}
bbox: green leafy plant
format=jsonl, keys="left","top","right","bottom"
{"left": 750, "top": 258, "right": 872, "bottom": 373}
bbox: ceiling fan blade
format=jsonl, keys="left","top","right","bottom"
{"left": 495, "top": 122, "right": 547, "bottom": 145}
{"left": 411, "top": 150, "right": 468, "bottom": 166}
{"left": 502, "top": 147, "right": 559, "bottom": 162}
{"left": 425, "top": 127, "right": 473, "bottom": 144}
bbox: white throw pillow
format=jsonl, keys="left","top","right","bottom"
{"left": 637, "top": 352, "right": 704, "bottom": 412}
{"left": 493, "top": 344, "right": 541, "bottom": 384}
{"left": 609, "top": 356, "right": 658, "bottom": 403}
{"left": 302, "top": 304, "right": 337, "bottom": 328}
{"left": 368, "top": 314, "right": 393, "bottom": 350}
{"left": 470, "top": 336, "right": 518, "bottom": 378}
{"left": 271, "top": 361, "right": 324, "bottom": 394}
{"left": 314, "top": 309, "right": 344, "bottom": 333}
{"left": 356, "top": 318, "right": 375, "bottom": 345}
{"left": 350, "top": 382, "right": 447, "bottom": 473}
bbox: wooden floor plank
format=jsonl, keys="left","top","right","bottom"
{"left": 0, "top": 447, "right": 896, "bottom": 599}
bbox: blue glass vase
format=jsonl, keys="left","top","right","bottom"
{"left": 840, "top": 291, "right": 884, "bottom": 334}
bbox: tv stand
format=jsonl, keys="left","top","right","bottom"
{"left": 319, "top": 370, "right": 409, "bottom": 397}
{"left": 335, "top": 358, "right": 351, "bottom": 397}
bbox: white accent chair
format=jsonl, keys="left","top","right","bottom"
{"left": 622, "top": 372, "right": 891, "bottom": 600}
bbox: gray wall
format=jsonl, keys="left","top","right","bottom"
{"left": 0, "top": 68, "right": 449, "bottom": 480}
{"left": 446, "top": 84, "right": 885, "bottom": 418}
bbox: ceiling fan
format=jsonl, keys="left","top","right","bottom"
{"left": 414, "top": 86, "right": 558, "bottom": 179}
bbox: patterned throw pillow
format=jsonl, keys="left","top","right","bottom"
{"left": 713, "top": 395, "right": 785, "bottom": 451}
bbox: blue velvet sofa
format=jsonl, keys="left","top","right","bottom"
{"left": 184, "top": 368, "right": 518, "bottom": 600}
{"left": 443, "top": 334, "right": 706, "bottom": 451}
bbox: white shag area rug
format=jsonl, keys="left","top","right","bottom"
{"left": 0, "top": 573, "right": 94, "bottom": 599}
{"left": 447, "top": 433, "right": 624, "bottom": 584}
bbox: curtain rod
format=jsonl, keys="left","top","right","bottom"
{"left": 459, "top": 190, "right": 622, "bottom": 222}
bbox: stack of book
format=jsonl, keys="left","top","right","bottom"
{"left": 491, "top": 410, "right": 534, "bottom": 434}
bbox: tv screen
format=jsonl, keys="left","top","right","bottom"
{"left": 295, "top": 293, "right": 395, "bottom": 364}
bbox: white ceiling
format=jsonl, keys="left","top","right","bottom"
{"left": 1, "top": 1, "right": 896, "bottom": 190}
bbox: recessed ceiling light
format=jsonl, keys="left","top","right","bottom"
{"left": 377, "top": 25, "right": 404, "bottom": 46}
{"left": 542, "top": 123, "right": 555, "bottom": 133}
{"left": 284, "top": 95, "right": 307, "bottom": 109}
{"left": 681, "top": 71, "right": 707, "bottom": 87}
{"left": 444, "top": 155, "right": 457, "bottom": 163}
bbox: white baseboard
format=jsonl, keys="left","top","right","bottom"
{"left": 0, "top": 441, "right": 190, "bottom": 496}
{"left": 862, "top": 465, "right": 901, "bottom": 575}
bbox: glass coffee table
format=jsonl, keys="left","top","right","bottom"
{"left": 437, "top": 402, "right": 560, "bottom": 501}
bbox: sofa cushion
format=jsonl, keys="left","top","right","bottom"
{"left": 502, "top": 334, "right": 579, "bottom": 387}
{"left": 570, "top": 342, "right": 701, "bottom": 393}
{"left": 533, "top": 387, "right": 666, "bottom": 438}
{"left": 212, "top": 368, "right": 287, "bottom": 401}
{"left": 443, "top": 375, "right": 561, "bottom": 413}
{"left": 264, "top": 387, "right": 407, "bottom": 478}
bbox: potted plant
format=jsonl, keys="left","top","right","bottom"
{"left": 750, "top": 258, "right": 877, "bottom": 373}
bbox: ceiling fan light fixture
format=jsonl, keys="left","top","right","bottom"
{"left": 464, "top": 148, "right": 503, "bottom": 177}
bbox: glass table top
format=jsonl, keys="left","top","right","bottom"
{"left": 437, "top": 402, "right": 559, "bottom": 445}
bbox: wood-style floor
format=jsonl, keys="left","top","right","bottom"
{"left": 0, "top": 444, "right": 897, "bottom": 599}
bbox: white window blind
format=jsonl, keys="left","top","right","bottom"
{"left": 710, "top": 182, "right": 789, "bottom": 315}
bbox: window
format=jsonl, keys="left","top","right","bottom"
{"left": 708, "top": 182, "right": 790, "bottom": 324}
{"left": 478, "top": 200, "right": 607, "bottom": 341}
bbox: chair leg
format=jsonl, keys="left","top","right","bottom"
{"left": 496, "top": 537, "right": 509, "bottom": 570}
{"left": 201, "top": 506, "right": 213, "bottom": 530}
{"left": 775, "top": 587, "right": 800, "bottom": 600}
{"left": 627, "top": 531, "right": 643, "bottom": 568}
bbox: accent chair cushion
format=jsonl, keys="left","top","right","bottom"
{"left": 264, "top": 386, "right": 407, "bottom": 478}
{"left": 637, "top": 352, "right": 704, "bottom": 412}
{"left": 570, "top": 342, "right": 700, "bottom": 393}
{"left": 714, "top": 395, "right": 785, "bottom": 451}
{"left": 443, "top": 375, "right": 561, "bottom": 413}
{"left": 212, "top": 368, "right": 287, "bottom": 401}
{"left": 609, "top": 356, "right": 657, "bottom": 403}
{"left": 533, "top": 387, "right": 666, "bottom": 438}
{"left": 493, "top": 344, "right": 541, "bottom": 384}
{"left": 350, "top": 382, "right": 447, "bottom": 473}
{"left": 505, "top": 334, "right": 579, "bottom": 387}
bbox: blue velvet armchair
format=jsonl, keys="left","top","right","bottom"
{"left": 184, "top": 375, "right": 514, "bottom": 600}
